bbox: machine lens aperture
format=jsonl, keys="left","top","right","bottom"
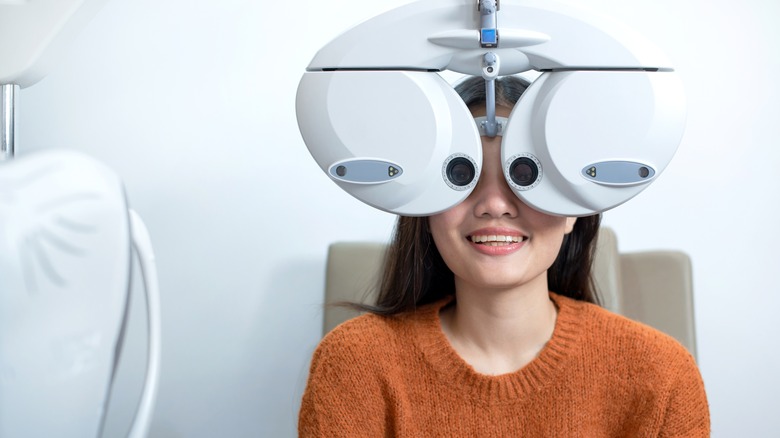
{"left": 446, "top": 157, "right": 475, "bottom": 187}
{"left": 510, "top": 157, "right": 538, "bottom": 187}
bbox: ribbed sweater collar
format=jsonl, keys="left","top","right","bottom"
{"left": 407, "top": 292, "right": 586, "bottom": 404}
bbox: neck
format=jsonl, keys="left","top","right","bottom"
{"left": 440, "top": 275, "right": 557, "bottom": 375}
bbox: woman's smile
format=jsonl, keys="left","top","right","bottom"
{"left": 467, "top": 227, "right": 527, "bottom": 255}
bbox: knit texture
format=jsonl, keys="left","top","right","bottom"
{"left": 299, "top": 293, "right": 710, "bottom": 437}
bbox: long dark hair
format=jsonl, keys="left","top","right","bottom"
{"left": 358, "top": 76, "right": 602, "bottom": 315}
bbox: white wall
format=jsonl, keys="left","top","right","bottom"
{"left": 16, "top": 0, "right": 780, "bottom": 436}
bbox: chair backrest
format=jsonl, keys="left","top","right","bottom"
{"left": 323, "top": 227, "right": 697, "bottom": 358}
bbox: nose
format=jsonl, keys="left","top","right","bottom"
{"left": 471, "top": 147, "right": 520, "bottom": 218}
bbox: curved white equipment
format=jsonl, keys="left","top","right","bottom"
{"left": 296, "top": 0, "right": 686, "bottom": 216}
{"left": 297, "top": 70, "right": 482, "bottom": 215}
{"left": 126, "top": 209, "right": 161, "bottom": 438}
{"left": 2, "top": 0, "right": 110, "bottom": 159}
{"left": 501, "top": 69, "right": 685, "bottom": 215}
{"left": 0, "top": 0, "right": 109, "bottom": 88}
{"left": 0, "top": 150, "right": 160, "bottom": 438}
{"left": 1, "top": 2, "right": 161, "bottom": 436}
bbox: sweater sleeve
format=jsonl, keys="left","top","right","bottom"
{"left": 298, "top": 322, "right": 392, "bottom": 437}
{"left": 658, "top": 348, "right": 711, "bottom": 437}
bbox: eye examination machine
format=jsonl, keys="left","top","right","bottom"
{"left": 296, "top": 0, "right": 686, "bottom": 217}
{"left": 2, "top": 0, "right": 684, "bottom": 435}
{"left": 1, "top": 1, "right": 160, "bottom": 437}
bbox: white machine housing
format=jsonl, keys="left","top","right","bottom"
{"left": 0, "top": 0, "right": 108, "bottom": 88}
{"left": 296, "top": 0, "right": 686, "bottom": 216}
{"left": 1, "top": 2, "right": 160, "bottom": 436}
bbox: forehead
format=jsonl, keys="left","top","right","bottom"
{"left": 467, "top": 104, "right": 513, "bottom": 118}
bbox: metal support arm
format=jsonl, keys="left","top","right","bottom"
{"left": 1, "top": 83, "right": 18, "bottom": 161}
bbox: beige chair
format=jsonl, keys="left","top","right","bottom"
{"left": 323, "top": 227, "right": 697, "bottom": 359}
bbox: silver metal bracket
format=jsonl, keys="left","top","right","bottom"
{"left": 1, "top": 84, "right": 19, "bottom": 161}
{"left": 480, "top": 52, "right": 501, "bottom": 137}
{"left": 476, "top": 1, "right": 501, "bottom": 137}
{"left": 474, "top": 116, "right": 507, "bottom": 136}
{"left": 478, "top": 0, "right": 499, "bottom": 48}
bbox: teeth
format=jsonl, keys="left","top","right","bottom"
{"left": 470, "top": 235, "right": 522, "bottom": 244}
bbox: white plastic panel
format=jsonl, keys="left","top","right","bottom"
{"left": 306, "top": 0, "right": 673, "bottom": 75}
{"left": 0, "top": 150, "right": 130, "bottom": 437}
{"left": 296, "top": 70, "right": 481, "bottom": 216}
{"left": 0, "top": 0, "right": 108, "bottom": 87}
{"left": 502, "top": 70, "right": 686, "bottom": 216}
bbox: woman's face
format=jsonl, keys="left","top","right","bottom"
{"left": 429, "top": 105, "right": 577, "bottom": 293}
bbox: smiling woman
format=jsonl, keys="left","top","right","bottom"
{"left": 351, "top": 76, "right": 602, "bottom": 316}
{"left": 297, "top": 76, "right": 710, "bottom": 437}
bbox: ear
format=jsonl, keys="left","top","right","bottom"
{"left": 564, "top": 217, "right": 577, "bottom": 234}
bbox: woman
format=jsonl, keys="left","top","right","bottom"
{"left": 299, "top": 76, "right": 710, "bottom": 436}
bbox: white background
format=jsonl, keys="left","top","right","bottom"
{"left": 15, "top": 0, "right": 780, "bottom": 436}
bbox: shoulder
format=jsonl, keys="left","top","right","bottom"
{"left": 311, "top": 302, "right": 438, "bottom": 372}
{"left": 553, "top": 293, "right": 699, "bottom": 377}
{"left": 552, "top": 294, "right": 710, "bottom": 434}
{"left": 315, "top": 312, "right": 401, "bottom": 360}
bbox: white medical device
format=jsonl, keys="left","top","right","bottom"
{"left": 1, "top": 1, "right": 160, "bottom": 437}
{"left": 0, "top": 151, "right": 161, "bottom": 438}
{"left": 296, "top": 0, "right": 685, "bottom": 216}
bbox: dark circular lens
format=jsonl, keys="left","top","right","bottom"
{"left": 638, "top": 166, "right": 650, "bottom": 178}
{"left": 446, "top": 157, "right": 475, "bottom": 187}
{"left": 510, "top": 157, "right": 538, "bottom": 187}
{"left": 336, "top": 165, "right": 347, "bottom": 177}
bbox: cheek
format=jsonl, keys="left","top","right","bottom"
{"left": 428, "top": 204, "right": 466, "bottom": 239}
{"left": 428, "top": 211, "right": 465, "bottom": 269}
{"left": 541, "top": 222, "right": 571, "bottom": 263}
{"left": 523, "top": 211, "right": 572, "bottom": 254}
{"left": 524, "top": 209, "right": 570, "bottom": 232}
{"left": 428, "top": 213, "right": 455, "bottom": 250}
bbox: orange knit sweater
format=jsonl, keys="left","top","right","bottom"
{"left": 299, "top": 293, "right": 710, "bottom": 437}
